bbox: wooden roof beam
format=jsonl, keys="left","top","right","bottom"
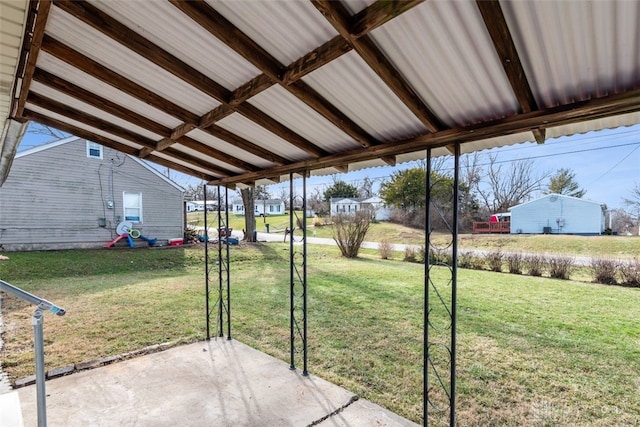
{"left": 22, "top": 109, "right": 216, "bottom": 181}
{"left": 476, "top": 0, "right": 544, "bottom": 146}
{"left": 171, "top": 0, "right": 376, "bottom": 148}
{"left": 235, "top": 103, "right": 329, "bottom": 157}
{"left": 312, "top": 0, "right": 445, "bottom": 133}
{"left": 26, "top": 92, "right": 235, "bottom": 177}
{"left": 31, "top": 68, "right": 261, "bottom": 172}
{"left": 177, "top": 137, "right": 261, "bottom": 172}
{"left": 381, "top": 155, "right": 396, "bottom": 166}
{"left": 41, "top": 35, "right": 199, "bottom": 124}
{"left": 32, "top": 68, "right": 171, "bottom": 137}
{"left": 350, "top": 0, "right": 424, "bottom": 39}
{"left": 210, "top": 89, "right": 640, "bottom": 185}
{"left": 54, "top": 0, "right": 231, "bottom": 103}
{"left": 201, "top": 125, "right": 290, "bottom": 166}
{"left": 12, "top": 0, "right": 51, "bottom": 119}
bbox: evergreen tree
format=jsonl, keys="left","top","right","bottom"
{"left": 545, "top": 168, "right": 585, "bottom": 198}
{"left": 323, "top": 180, "right": 359, "bottom": 202}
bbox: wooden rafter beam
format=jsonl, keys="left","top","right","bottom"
{"left": 210, "top": 89, "right": 640, "bottom": 185}
{"left": 54, "top": 0, "right": 231, "bottom": 103}
{"left": 177, "top": 137, "right": 261, "bottom": 172}
{"left": 13, "top": 0, "right": 51, "bottom": 118}
{"left": 32, "top": 68, "right": 171, "bottom": 138}
{"left": 475, "top": 0, "right": 545, "bottom": 144}
{"left": 282, "top": 36, "right": 352, "bottom": 84}
{"left": 22, "top": 109, "right": 216, "bottom": 181}
{"left": 54, "top": 0, "right": 327, "bottom": 157}
{"left": 201, "top": 125, "right": 290, "bottom": 166}
{"left": 312, "top": 0, "right": 445, "bottom": 133}
{"left": 381, "top": 155, "right": 396, "bottom": 166}
{"left": 170, "top": 0, "right": 376, "bottom": 148}
{"left": 235, "top": 103, "right": 329, "bottom": 157}
{"left": 41, "top": 35, "right": 199, "bottom": 124}
{"left": 26, "top": 92, "right": 235, "bottom": 177}
{"left": 350, "top": 0, "right": 424, "bottom": 38}
{"left": 31, "top": 68, "right": 259, "bottom": 172}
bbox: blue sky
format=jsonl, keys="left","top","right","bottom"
{"left": 18, "top": 123, "right": 640, "bottom": 210}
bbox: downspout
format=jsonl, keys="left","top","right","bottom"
{"left": 0, "top": 119, "right": 29, "bottom": 186}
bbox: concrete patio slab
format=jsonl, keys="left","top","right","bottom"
{"left": 17, "top": 339, "right": 419, "bottom": 427}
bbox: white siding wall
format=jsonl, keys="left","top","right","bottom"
{"left": 0, "top": 139, "right": 184, "bottom": 250}
{"left": 510, "top": 195, "right": 604, "bottom": 235}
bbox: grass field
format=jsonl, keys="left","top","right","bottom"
{"left": 1, "top": 243, "right": 638, "bottom": 425}
{"left": 188, "top": 212, "right": 639, "bottom": 259}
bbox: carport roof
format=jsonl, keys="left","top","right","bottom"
{"left": 1, "top": 0, "right": 639, "bottom": 187}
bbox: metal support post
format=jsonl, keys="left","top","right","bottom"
{"left": 289, "top": 173, "right": 308, "bottom": 375}
{"left": 204, "top": 185, "right": 211, "bottom": 340}
{"left": 424, "top": 144, "right": 460, "bottom": 426}
{"left": 0, "top": 280, "right": 66, "bottom": 427}
{"left": 33, "top": 309, "right": 47, "bottom": 427}
{"left": 212, "top": 185, "right": 230, "bottom": 339}
{"left": 224, "top": 187, "right": 231, "bottom": 339}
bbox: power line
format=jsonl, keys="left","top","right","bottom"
{"left": 585, "top": 145, "right": 640, "bottom": 186}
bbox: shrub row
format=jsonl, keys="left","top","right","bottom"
{"left": 381, "top": 243, "right": 640, "bottom": 288}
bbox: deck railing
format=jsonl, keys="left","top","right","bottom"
{"left": 472, "top": 221, "right": 511, "bottom": 233}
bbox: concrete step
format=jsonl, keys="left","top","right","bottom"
{"left": 0, "top": 391, "right": 24, "bottom": 427}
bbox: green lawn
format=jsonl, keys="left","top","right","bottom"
{"left": 187, "top": 211, "right": 639, "bottom": 259}
{"left": 1, "top": 244, "right": 638, "bottom": 425}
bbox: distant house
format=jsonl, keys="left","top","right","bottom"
{"left": 330, "top": 196, "right": 391, "bottom": 221}
{"left": 0, "top": 137, "right": 184, "bottom": 250}
{"left": 232, "top": 199, "right": 285, "bottom": 216}
{"left": 509, "top": 193, "right": 605, "bottom": 235}
{"left": 186, "top": 200, "right": 217, "bottom": 212}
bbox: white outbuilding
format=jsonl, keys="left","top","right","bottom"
{"left": 509, "top": 194, "right": 606, "bottom": 235}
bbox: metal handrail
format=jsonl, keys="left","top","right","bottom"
{"left": 0, "top": 279, "right": 66, "bottom": 427}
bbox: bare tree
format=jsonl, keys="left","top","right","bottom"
{"left": 473, "top": 154, "right": 547, "bottom": 213}
{"left": 307, "top": 188, "right": 327, "bottom": 216}
{"left": 358, "top": 177, "right": 375, "bottom": 198}
{"left": 27, "top": 123, "right": 68, "bottom": 140}
{"left": 623, "top": 182, "right": 640, "bottom": 216}
{"left": 277, "top": 187, "right": 290, "bottom": 210}
{"left": 623, "top": 182, "right": 640, "bottom": 235}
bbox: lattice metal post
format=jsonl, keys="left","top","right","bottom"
{"left": 289, "top": 173, "right": 308, "bottom": 375}
{"left": 424, "top": 145, "right": 460, "bottom": 426}
{"left": 217, "top": 186, "right": 231, "bottom": 339}
{"left": 204, "top": 185, "right": 211, "bottom": 340}
{"left": 204, "top": 185, "right": 231, "bottom": 340}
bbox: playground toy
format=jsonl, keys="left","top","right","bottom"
{"left": 104, "top": 221, "right": 157, "bottom": 248}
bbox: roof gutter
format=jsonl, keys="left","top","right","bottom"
{"left": 0, "top": 119, "right": 29, "bottom": 187}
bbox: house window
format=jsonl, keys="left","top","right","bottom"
{"left": 123, "top": 192, "right": 142, "bottom": 223}
{"left": 86, "top": 141, "right": 103, "bottom": 159}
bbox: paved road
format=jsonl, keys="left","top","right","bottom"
{"left": 252, "top": 231, "right": 628, "bottom": 267}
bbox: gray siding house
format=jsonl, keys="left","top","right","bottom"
{"left": 509, "top": 193, "right": 606, "bottom": 235}
{"left": 0, "top": 137, "right": 184, "bottom": 250}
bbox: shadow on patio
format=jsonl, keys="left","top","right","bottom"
{"left": 16, "top": 339, "right": 418, "bottom": 427}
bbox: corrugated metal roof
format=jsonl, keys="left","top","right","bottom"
{"left": 503, "top": 0, "right": 640, "bottom": 106}
{"left": 304, "top": 51, "right": 429, "bottom": 141}
{"left": 46, "top": 6, "right": 223, "bottom": 115}
{"left": 211, "top": 0, "right": 338, "bottom": 65}
{"left": 369, "top": 0, "right": 521, "bottom": 127}
{"left": 248, "top": 85, "right": 360, "bottom": 153}
{"left": 1, "top": 0, "right": 639, "bottom": 187}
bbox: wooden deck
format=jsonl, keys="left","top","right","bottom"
{"left": 472, "top": 221, "right": 511, "bottom": 233}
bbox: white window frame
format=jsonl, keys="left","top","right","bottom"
{"left": 123, "top": 192, "right": 143, "bottom": 223}
{"left": 86, "top": 141, "right": 103, "bottom": 159}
